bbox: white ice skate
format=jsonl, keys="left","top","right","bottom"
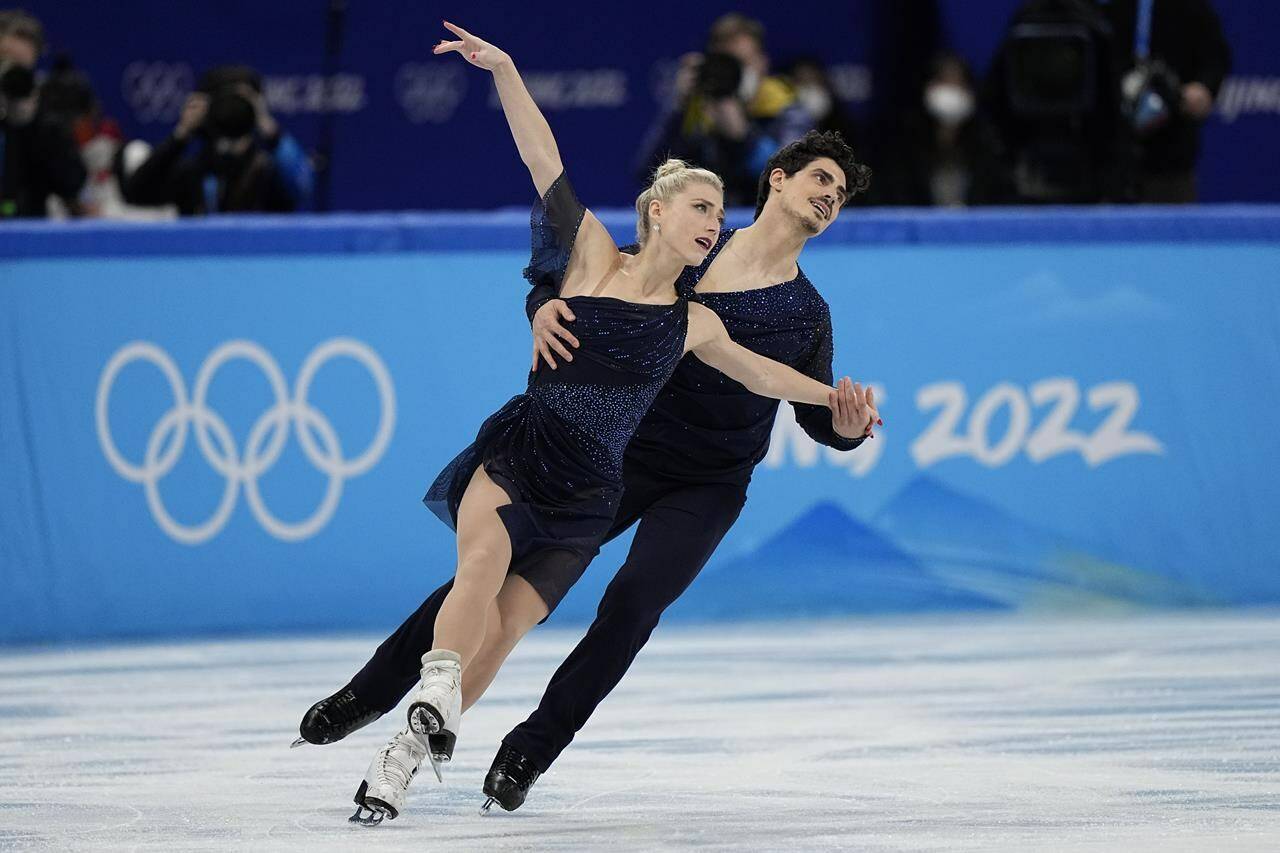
{"left": 406, "top": 649, "right": 462, "bottom": 782}
{"left": 348, "top": 727, "right": 426, "bottom": 826}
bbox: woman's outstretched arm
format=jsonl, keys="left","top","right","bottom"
{"left": 434, "top": 21, "right": 563, "bottom": 196}
{"left": 686, "top": 303, "right": 878, "bottom": 433}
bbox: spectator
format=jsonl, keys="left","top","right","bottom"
{"left": 125, "top": 65, "right": 313, "bottom": 215}
{"left": 784, "top": 56, "right": 865, "bottom": 161}
{"left": 1098, "top": 0, "right": 1231, "bottom": 203}
{"left": 0, "top": 8, "right": 86, "bottom": 218}
{"left": 635, "top": 13, "right": 813, "bottom": 205}
{"left": 40, "top": 56, "right": 129, "bottom": 218}
{"left": 875, "top": 53, "right": 1007, "bottom": 206}
{"left": 984, "top": 0, "right": 1128, "bottom": 203}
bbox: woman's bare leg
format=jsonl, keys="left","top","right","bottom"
{"left": 431, "top": 468, "right": 513, "bottom": 668}
{"left": 460, "top": 575, "right": 549, "bottom": 712}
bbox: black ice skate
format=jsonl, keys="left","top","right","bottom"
{"left": 292, "top": 686, "right": 382, "bottom": 747}
{"left": 480, "top": 743, "right": 542, "bottom": 814}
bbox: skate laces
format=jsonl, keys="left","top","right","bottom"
{"left": 422, "top": 662, "right": 459, "bottom": 690}
{"left": 492, "top": 745, "right": 539, "bottom": 787}
{"left": 377, "top": 733, "right": 424, "bottom": 788}
{"left": 327, "top": 689, "right": 373, "bottom": 724}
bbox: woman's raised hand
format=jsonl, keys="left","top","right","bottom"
{"left": 433, "top": 21, "right": 509, "bottom": 71}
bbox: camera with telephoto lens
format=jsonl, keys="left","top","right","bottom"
{"left": 1121, "top": 59, "right": 1180, "bottom": 135}
{"left": 0, "top": 60, "right": 35, "bottom": 99}
{"left": 196, "top": 65, "right": 260, "bottom": 140}
{"left": 0, "top": 59, "right": 36, "bottom": 120}
{"left": 694, "top": 52, "right": 743, "bottom": 100}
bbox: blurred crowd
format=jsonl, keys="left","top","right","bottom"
{"left": 0, "top": 1, "right": 1231, "bottom": 219}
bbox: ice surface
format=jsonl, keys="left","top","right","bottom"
{"left": 2, "top": 612, "right": 1279, "bottom": 851}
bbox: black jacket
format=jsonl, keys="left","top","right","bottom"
{"left": 125, "top": 134, "right": 295, "bottom": 215}
{"left": 1099, "top": 0, "right": 1232, "bottom": 174}
{"left": 0, "top": 116, "right": 87, "bottom": 218}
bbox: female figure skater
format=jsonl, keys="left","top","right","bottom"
{"left": 336, "top": 22, "right": 876, "bottom": 825}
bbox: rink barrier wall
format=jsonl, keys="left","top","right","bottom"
{"left": 2, "top": 206, "right": 1278, "bottom": 643}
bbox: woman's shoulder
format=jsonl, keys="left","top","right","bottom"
{"left": 685, "top": 300, "right": 725, "bottom": 338}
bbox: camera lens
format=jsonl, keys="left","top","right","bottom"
{"left": 696, "top": 53, "right": 743, "bottom": 100}
{"left": 206, "top": 90, "right": 256, "bottom": 139}
{"left": 0, "top": 63, "right": 37, "bottom": 100}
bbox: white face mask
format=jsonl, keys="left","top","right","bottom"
{"left": 795, "top": 85, "right": 832, "bottom": 121}
{"left": 925, "top": 83, "right": 974, "bottom": 126}
{"left": 738, "top": 67, "right": 761, "bottom": 102}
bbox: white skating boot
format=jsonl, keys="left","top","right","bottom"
{"left": 348, "top": 727, "right": 426, "bottom": 826}
{"left": 406, "top": 649, "right": 462, "bottom": 782}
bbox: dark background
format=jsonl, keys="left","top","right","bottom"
{"left": 23, "top": 0, "right": 1280, "bottom": 209}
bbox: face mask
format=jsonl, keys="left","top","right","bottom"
{"left": 738, "top": 67, "right": 761, "bottom": 102}
{"left": 795, "top": 85, "right": 832, "bottom": 120}
{"left": 925, "top": 84, "right": 974, "bottom": 126}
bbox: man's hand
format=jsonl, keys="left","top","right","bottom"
{"left": 531, "top": 299, "right": 580, "bottom": 371}
{"left": 830, "top": 378, "right": 880, "bottom": 440}
{"left": 237, "top": 83, "right": 278, "bottom": 138}
{"left": 707, "top": 97, "right": 750, "bottom": 140}
{"left": 674, "top": 52, "right": 704, "bottom": 103}
{"left": 1181, "top": 81, "right": 1214, "bottom": 120}
{"left": 174, "top": 93, "right": 209, "bottom": 140}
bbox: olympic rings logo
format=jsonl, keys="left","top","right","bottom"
{"left": 395, "top": 62, "right": 468, "bottom": 124}
{"left": 96, "top": 339, "right": 396, "bottom": 545}
{"left": 121, "top": 61, "right": 194, "bottom": 123}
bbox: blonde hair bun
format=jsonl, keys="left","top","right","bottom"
{"left": 653, "top": 158, "right": 693, "bottom": 180}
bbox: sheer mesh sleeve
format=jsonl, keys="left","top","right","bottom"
{"left": 522, "top": 171, "right": 587, "bottom": 292}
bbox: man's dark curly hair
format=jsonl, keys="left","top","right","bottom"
{"left": 753, "top": 130, "right": 872, "bottom": 220}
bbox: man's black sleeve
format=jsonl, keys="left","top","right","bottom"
{"left": 525, "top": 281, "right": 559, "bottom": 324}
{"left": 1188, "top": 0, "right": 1231, "bottom": 96}
{"left": 790, "top": 311, "right": 865, "bottom": 452}
{"left": 36, "top": 119, "right": 87, "bottom": 203}
{"left": 124, "top": 136, "right": 189, "bottom": 207}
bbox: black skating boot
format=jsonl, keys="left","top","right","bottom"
{"left": 480, "top": 743, "right": 542, "bottom": 813}
{"left": 292, "top": 686, "right": 383, "bottom": 747}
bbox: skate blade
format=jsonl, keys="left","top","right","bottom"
{"left": 408, "top": 703, "right": 442, "bottom": 739}
{"left": 479, "top": 796, "right": 496, "bottom": 816}
{"left": 427, "top": 749, "right": 445, "bottom": 783}
{"left": 290, "top": 737, "right": 308, "bottom": 748}
{"left": 348, "top": 804, "right": 385, "bottom": 826}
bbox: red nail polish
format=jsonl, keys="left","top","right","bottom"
{"left": 471, "top": 52, "right": 477, "bottom": 60}
{"left": 877, "top": 418, "right": 883, "bottom": 426}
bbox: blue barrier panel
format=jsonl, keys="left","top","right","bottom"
{"left": 3, "top": 208, "right": 1279, "bottom": 643}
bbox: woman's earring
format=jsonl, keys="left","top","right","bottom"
{"left": 654, "top": 223, "right": 661, "bottom": 232}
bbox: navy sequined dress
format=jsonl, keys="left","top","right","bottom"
{"left": 424, "top": 172, "right": 688, "bottom": 613}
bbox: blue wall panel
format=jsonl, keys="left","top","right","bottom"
{"left": 2, "top": 208, "right": 1279, "bottom": 642}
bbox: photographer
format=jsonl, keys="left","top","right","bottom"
{"left": 984, "top": 0, "right": 1128, "bottom": 203}
{"left": 0, "top": 9, "right": 86, "bottom": 218}
{"left": 1099, "top": 0, "right": 1231, "bottom": 202}
{"left": 125, "top": 65, "right": 312, "bottom": 215}
{"left": 635, "top": 14, "right": 813, "bottom": 205}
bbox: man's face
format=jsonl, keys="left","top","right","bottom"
{"left": 772, "top": 157, "right": 849, "bottom": 236}
{"left": 0, "top": 34, "right": 37, "bottom": 70}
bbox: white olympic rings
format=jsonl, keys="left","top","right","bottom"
{"left": 95, "top": 339, "right": 396, "bottom": 545}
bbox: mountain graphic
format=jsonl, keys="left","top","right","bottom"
{"left": 673, "top": 501, "right": 1006, "bottom": 619}
{"left": 872, "top": 475, "right": 1218, "bottom": 610}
